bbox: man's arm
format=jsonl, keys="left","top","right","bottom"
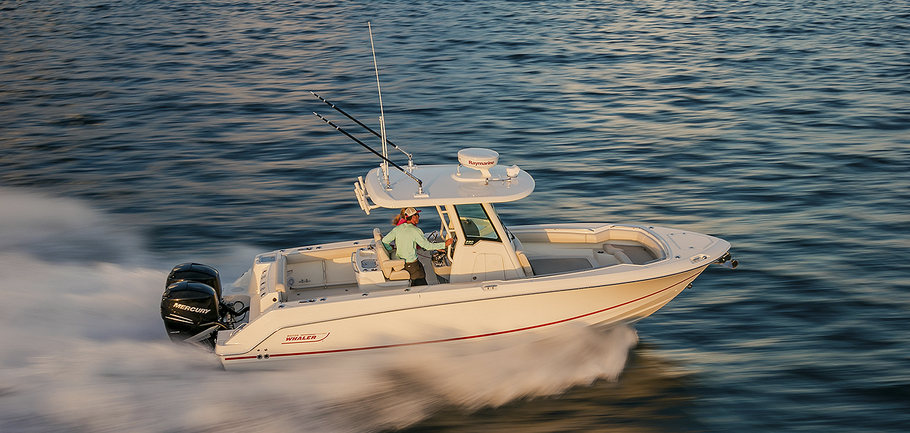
{"left": 413, "top": 228, "right": 446, "bottom": 251}
{"left": 381, "top": 227, "right": 397, "bottom": 251}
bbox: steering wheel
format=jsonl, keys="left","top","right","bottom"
{"left": 446, "top": 233, "right": 457, "bottom": 262}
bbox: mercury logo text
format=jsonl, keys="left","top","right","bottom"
{"left": 173, "top": 303, "right": 211, "bottom": 314}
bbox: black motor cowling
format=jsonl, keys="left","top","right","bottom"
{"left": 166, "top": 262, "right": 222, "bottom": 298}
{"left": 161, "top": 263, "right": 224, "bottom": 347}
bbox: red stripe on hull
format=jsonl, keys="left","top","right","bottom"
{"left": 224, "top": 271, "right": 700, "bottom": 363}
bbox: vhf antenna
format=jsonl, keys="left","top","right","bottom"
{"left": 368, "top": 22, "right": 391, "bottom": 190}
{"left": 311, "top": 24, "right": 425, "bottom": 196}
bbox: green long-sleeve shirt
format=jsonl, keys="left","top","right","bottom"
{"left": 381, "top": 223, "right": 446, "bottom": 262}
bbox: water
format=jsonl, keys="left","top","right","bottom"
{"left": 1, "top": 0, "right": 909, "bottom": 431}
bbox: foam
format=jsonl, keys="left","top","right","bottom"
{"left": 0, "top": 189, "right": 638, "bottom": 432}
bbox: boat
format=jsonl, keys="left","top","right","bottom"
{"left": 160, "top": 29, "right": 735, "bottom": 369}
{"left": 161, "top": 144, "right": 737, "bottom": 370}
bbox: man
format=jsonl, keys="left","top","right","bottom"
{"left": 381, "top": 207, "right": 454, "bottom": 286}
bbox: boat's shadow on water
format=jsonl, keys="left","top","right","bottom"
{"left": 397, "top": 340, "right": 707, "bottom": 433}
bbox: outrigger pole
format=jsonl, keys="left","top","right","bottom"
{"left": 312, "top": 111, "right": 424, "bottom": 194}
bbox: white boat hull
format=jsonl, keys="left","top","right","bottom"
{"left": 217, "top": 263, "right": 707, "bottom": 370}
{"left": 161, "top": 151, "right": 735, "bottom": 370}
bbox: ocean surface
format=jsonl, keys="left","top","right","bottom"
{"left": 2, "top": 0, "right": 909, "bottom": 431}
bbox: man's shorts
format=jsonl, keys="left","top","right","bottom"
{"left": 403, "top": 260, "right": 426, "bottom": 280}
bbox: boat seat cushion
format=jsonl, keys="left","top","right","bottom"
{"left": 515, "top": 250, "right": 534, "bottom": 276}
{"left": 527, "top": 257, "right": 593, "bottom": 275}
{"left": 604, "top": 244, "right": 633, "bottom": 264}
{"left": 605, "top": 243, "right": 657, "bottom": 264}
{"left": 373, "top": 228, "right": 410, "bottom": 281}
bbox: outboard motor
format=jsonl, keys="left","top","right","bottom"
{"left": 166, "top": 262, "right": 222, "bottom": 298}
{"left": 161, "top": 281, "right": 222, "bottom": 347}
{"left": 161, "top": 263, "right": 227, "bottom": 348}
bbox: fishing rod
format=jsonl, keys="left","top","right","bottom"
{"left": 310, "top": 91, "right": 413, "bottom": 162}
{"left": 312, "top": 111, "right": 424, "bottom": 194}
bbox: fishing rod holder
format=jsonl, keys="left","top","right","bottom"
{"left": 311, "top": 91, "right": 414, "bottom": 161}
{"left": 312, "top": 110, "right": 424, "bottom": 191}
{"left": 354, "top": 176, "right": 381, "bottom": 215}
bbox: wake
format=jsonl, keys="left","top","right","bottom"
{"left": 0, "top": 188, "right": 638, "bottom": 432}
